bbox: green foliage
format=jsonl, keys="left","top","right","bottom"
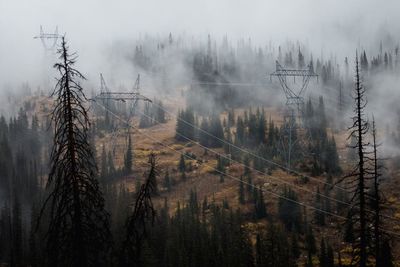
{"left": 254, "top": 187, "right": 267, "bottom": 219}
{"left": 278, "top": 187, "right": 302, "bottom": 231}
{"left": 178, "top": 154, "right": 186, "bottom": 173}
{"left": 175, "top": 108, "right": 196, "bottom": 141}
{"left": 124, "top": 134, "right": 133, "bottom": 174}
{"left": 239, "top": 176, "right": 245, "bottom": 204}
{"left": 255, "top": 223, "right": 296, "bottom": 267}
{"left": 314, "top": 187, "right": 325, "bottom": 226}
{"left": 139, "top": 100, "right": 166, "bottom": 128}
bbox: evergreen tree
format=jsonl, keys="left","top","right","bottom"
{"left": 11, "top": 193, "right": 23, "bottom": 266}
{"left": 100, "top": 145, "right": 108, "bottom": 182}
{"left": 107, "top": 151, "right": 116, "bottom": 178}
{"left": 239, "top": 176, "right": 245, "bottom": 204}
{"left": 254, "top": 187, "right": 267, "bottom": 219}
{"left": 305, "top": 226, "right": 316, "bottom": 266}
{"left": 235, "top": 116, "right": 245, "bottom": 145}
{"left": 319, "top": 238, "right": 327, "bottom": 267}
{"left": 278, "top": 187, "right": 302, "bottom": 231}
{"left": 155, "top": 100, "right": 166, "bottom": 123}
{"left": 199, "top": 118, "right": 209, "bottom": 147}
{"left": 327, "top": 243, "right": 334, "bottom": 267}
{"left": 380, "top": 239, "right": 394, "bottom": 267}
{"left": 209, "top": 113, "right": 224, "bottom": 147}
{"left": 175, "top": 108, "right": 195, "bottom": 141}
{"left": 163, "top": 170, "right": 171, "bottom": 191}
{"left": 178, "top": 154, "right": 186, "bottom": 173}
{"left": 314, "top": 187, "right": 325, "bottom": 226}
{"left": 291, "top": 234, "right": 300, "bottom": 260}
{"left": 124, "top": 134, "right": 133, "bottom": 174}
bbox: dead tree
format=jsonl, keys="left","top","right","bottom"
{"left": 368, "top": 117, "right": 393, "bottom": 267}
{"left": 120, "top": 153, "right": 157, "bottom": 266}
{"left": 39, "top": 37, "right": 111, "bottom": 266}
{"left": 343, "top": 53, "right": 372, "bottom": 267}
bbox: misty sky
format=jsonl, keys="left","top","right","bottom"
{"left": 1, "top": 0, "right": 400, "bottom": 87}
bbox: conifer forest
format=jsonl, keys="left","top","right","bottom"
{"left": 1, "top": 0, "right": 400, "bottom": 266}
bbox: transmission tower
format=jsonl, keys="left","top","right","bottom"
{"left": 100, "top": 73, "right": 110, "bottom": 94}
{"left": 33, "top": 25, "right": 61, "bottom": 51}
{"left": 270, "top": 61, "right": 318, "bottom": 111}
{"left": 270, "top": 61, "right": 318, "bottom": 169}
{"left": 94, "top": 74, "right": 151, "bottom": 155}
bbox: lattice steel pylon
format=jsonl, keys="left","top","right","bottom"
{"left": 33, "top": 26, "right": 62, "bottom": 51}
{"left": 94, "top": 74, "right": 151, "bottom": 155}
{"left": 270, "top": 61, "right": 318, "bottom": 111}
{"left": 270, "top": 61, "right": 318, "bottom": 169}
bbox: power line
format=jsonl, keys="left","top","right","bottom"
{"left": 136, "top": 107, "right": 400, "bottom": 223}
{"left": 136, "top": 109, "right": 349, "bottom": 206}
{"left": 91, "top": 99, "right": 400, "bottom": 238}
{"left": 150, "top": 100, "right": 347, "bottom": 191}
{"left": 151, "top": 99, "right": 395, "bottom": 210}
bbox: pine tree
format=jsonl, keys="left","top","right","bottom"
{"left": 327, "top": 243, "right": 334, "bottom": 267}
{"left": 199, "top": 118, "right": 209, "bottom": 147}
{"left": 155, "top": 100, "right": 166, "bottom": 123}
{"left": 243, "top": 155, "right": 251, "bottom": 176}
{"left": 178, "top": 154, "right": 186, "bottom": 173}
{"left": 319, "top": 238, "right": 327, "bottom": 267}
{"left": 228, "top": 108, "right": 235, "bottom": 127}
{"left": 239, "top": 176, "right": 245, "bottom": 204}
{"left": 124, "top": 134, "right": 133, "bottom": 174}
{"left": 181, "top": 171, "right": 187, "bottom": 181}
{"left": 235, "top": 116, "right": 245, "bottom": 145}
{"left": 380, "top": 239, "right": 394, "bottom": 267}
{"left": 305, "top": 226, "right": 316, "bottom": 266}
{"left": 254, "top": 187, "right": 267, "bottom": 219}
{"left": 209, "top": 113, "right": 224, "bottom": 147}
{"left": 39, "top": 37, "right": 111, "bottom": 266}
{"left": 278, "top": 187, "right": 302, "bottom": 231}
{"left": 11, "top": 192, "right": 23, "bottom": 266}
{"left": 246, "top": 174, "right": 253, "bottom": 196}
{"left": 291, "top": 234, "right": 300, "bottom": 260}
{"left": 100, "top": 145, "right": 107, "bottom": 182}
{"left": 255, "top": 234, "right": 265, "bottom": 267}
{"left": 175, "top": 108, "right": 195, "bottom": 141}
{"left": 163, "top": 170, "right": 171, "bottom": 191}
{"left": 107, "top": 151, "right": 116, "bottom": 178}
{"left": 314, "top": 187, "right": 325, "bottom": 226}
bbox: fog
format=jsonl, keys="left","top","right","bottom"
{"left": 1, "top": 0, "right": 400, "bottom": 86}
{"left": 1, "top": 0, "right": 400, "bottom": 146}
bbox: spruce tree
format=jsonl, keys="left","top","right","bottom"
{"left": 178, "top": 154, "right": 186, "bottom": 173}
{"left": 124, "top": 134, "right": 133, "bottom": 174}
{"left": 319, "top": 238, "right": 327, "bottom": 267}
{"left": 314, "top": 187, "right": 325, "bottom": 226}
{"left": 239, "top": 176, "right": 245, "bottom": 204}
{"left": 255, "top": 187, "right": 267, "bottom": 219}
{"left": 163, "top": 170, "right": 171, "bottom": 191}
{"left": 100, "top": 145, "right": 107, "bottom": 182}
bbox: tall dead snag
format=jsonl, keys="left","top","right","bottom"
{"left": 370, "top": 117, "right": 382, "bottom": 266}
{"left": 40, "top": 37, "right": 111, "bottom": 266}
{"left": 120, "top": 153, "right": 157, "bottom": 266}
{"left": 368, "top": 117, "right": 393, "bottom": 267}
{"left": 344, "top": 53, "right": 371, "bottom": 267}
